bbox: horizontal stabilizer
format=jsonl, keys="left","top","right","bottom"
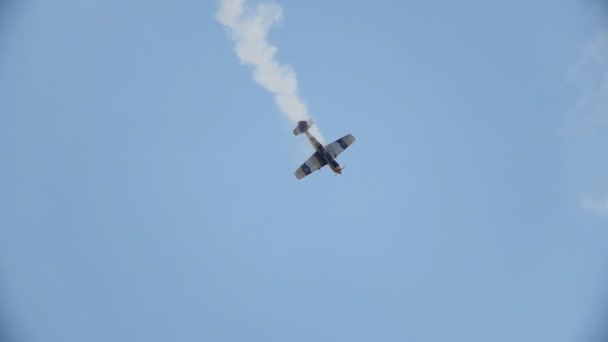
{"left": 293, "top": 120, "right": 314, "bottom": 136}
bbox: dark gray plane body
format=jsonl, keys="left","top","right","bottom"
{"left": 293, "top": 120, "right": 356, "bottom": 179}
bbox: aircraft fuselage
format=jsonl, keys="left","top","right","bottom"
{"left": 304, "top": 131, "right": 342, "bottom": 174}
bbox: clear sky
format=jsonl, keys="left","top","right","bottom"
{"left": 1, "top": 1, "right": 608, "bottom": 341}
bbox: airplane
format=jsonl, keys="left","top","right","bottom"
{"left": 293, "top": 120, "right": 356, "bottom": 179}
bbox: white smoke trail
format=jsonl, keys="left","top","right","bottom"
{"left": 566, "top": 3, "right": 608, "bottom": 218}
{"left": 216, "top": 0, "right": 324, "bottom": 141}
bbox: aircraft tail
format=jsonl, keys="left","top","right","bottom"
{"left": 293, "top": 120, "right": 314, "bottom": 136}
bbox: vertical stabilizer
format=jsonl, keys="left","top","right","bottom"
{"left": 293, "top": 120, "right": 314, "bottom": 136}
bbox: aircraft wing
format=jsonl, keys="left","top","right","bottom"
{"left": 326, "top": 134, "right": 356, "bottom": 159}
{"left": 294, "top": 151, "right": 327, "bottom": 179}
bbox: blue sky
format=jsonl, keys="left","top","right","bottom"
{"left": 1, "top": 1, "right": 607, "bottom": 341}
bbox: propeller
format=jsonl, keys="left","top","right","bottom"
{"left": 334, "top": 165, "right": 346, "bottom": 176}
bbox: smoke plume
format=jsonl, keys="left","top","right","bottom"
{"left": 216, "top": 0, "right": 323, "bottom": 141}
{"left": 566, "top": 2, "right": 608, "bottom": 218}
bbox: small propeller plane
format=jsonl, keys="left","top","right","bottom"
{"left": 293, "top": 120, "right": 356, "bottom": 179}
